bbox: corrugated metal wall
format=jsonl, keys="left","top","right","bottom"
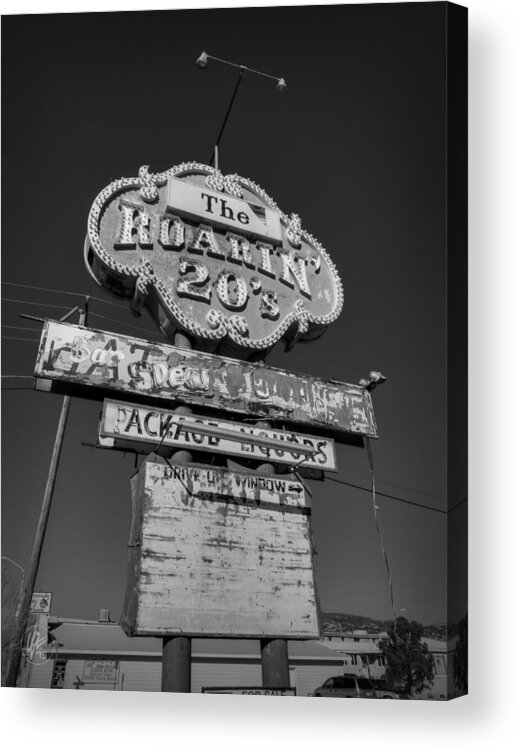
{"left": 119, "top": 660, "right": 161, "bottom": 692}
{"left": 29, "top": 656, "right": 343, "bottom": 696}
{"left": 292, "top": 664, "right": 343, "bottom": 697}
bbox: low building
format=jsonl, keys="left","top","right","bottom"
{"left": 18, "top": 614, "right": 460, "bottom": 699}
{"left": 20, "top": 613, "right": 345, "bottom": 696}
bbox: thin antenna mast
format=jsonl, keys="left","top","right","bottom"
{"left": 195, "top": 52, "right": 287, "bottom": 171}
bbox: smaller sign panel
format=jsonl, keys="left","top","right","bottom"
{"left": 83, "top": 660, "right": 118, "bottom": 683}
{"left": 121, "top": 459, "right": 319, "bottom": 638}
{"left": 30, "top": 592, "right": 52, "bottom": 614}
{"left": 99, "top": 399, "right": 337, "bottom": 472}
{"left": 202, "top": 687, "right": 296, "bottom": 696}
{"left": 167, "top": 176, "right": 283, "bottom": 244}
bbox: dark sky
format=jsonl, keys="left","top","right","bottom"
{"left": 1, "top": 3, "right": 467, "bottom": 627}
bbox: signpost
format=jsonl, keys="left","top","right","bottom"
{"left": 24, "top": 154, "right": 381, "bottom": 695}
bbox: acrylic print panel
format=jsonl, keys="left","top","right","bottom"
{"left": 1, "top": 2, "right": 467, "bottom": 700}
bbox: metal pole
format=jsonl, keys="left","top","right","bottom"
{"left": 209, "top": 68, "right": 244, "bottom": 167}
{"left": 5, "top": 305, "right": 87, "bottom": 688}
{"left": 161, "top": 330, "right": 193, "bottom": 692}
{"left": 255, "top": 419, "right": 290, "bottom": 689}
{"left": 261, "top": 638, "right": 290, "bottom": 688}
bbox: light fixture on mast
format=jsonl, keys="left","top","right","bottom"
{"left": 195, "top": 51, "right": 287, "bottom": 169}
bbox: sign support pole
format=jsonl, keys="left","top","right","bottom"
{"left": 261, "top": 638, "right": 290, "bottom": 688}
{"left": 256, "top": 419, "right": 290, "bottom": 689}
{"left": 161, "top": 331, "right": 193, "bottom": 693}
{"left": 5, "top": 305, "right": 88, "bottom": 688}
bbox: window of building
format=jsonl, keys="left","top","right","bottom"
{"left": 433, "top": 655, "right": 446, "bottom": 675}
{"left": 51, "top": 659, "right": 67, "bottom": 689}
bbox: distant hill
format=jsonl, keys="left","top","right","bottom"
{"left": 322, "top": 612, "right": 448, "bottom": 641}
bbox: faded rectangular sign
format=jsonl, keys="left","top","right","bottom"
{"left": 83, "top": 660, "right": 118, "bottom": 683}
{"left": 30, "top": 592, "right": 52, "bottom": 614}
{"left": 202, "top": 687, "right": 296, "bottom": 696}
{"left": 34, "top": 321, "right": 377, "bottom": 440}
{"left": 99, "top": 399, "right": 337, "bottom": 472}
{"left": 121, "top": 459, "right": 320, "bottom": 639}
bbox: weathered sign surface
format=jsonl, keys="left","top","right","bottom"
{"left": 121, "top": 458, "right": 320, "bottom": 639}
{"left": 99, "top": 399, "right": 337, "bottom": 471}
{"left": 34, "top": 321, "right": 377, "bottom": 440}
{"left": 202, "top": 687, "right": 296, "bottom": 696}
{"left": 85, "top": 162, "right": 343, "bottom": 355}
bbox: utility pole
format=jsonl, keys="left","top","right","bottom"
{"left": 5, "top": 301, "right": 89, "bottom": 688}
{"left": 161, "top": 330, "right": 193, "bottom": 692}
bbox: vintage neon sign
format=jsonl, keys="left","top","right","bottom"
{"left": 85, "top": 162, "right": 343, "bottom": 354}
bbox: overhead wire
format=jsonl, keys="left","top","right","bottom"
{"left": 1, "top": 386, "right": 34, "bottom": 391}
{"left": 1, "top": 280, "right": 126, "bottom": 309}
{"left": 352, "top": 472, "right": 446, "bottom": 502}
{"left": 2, "top": 335, "right": 40, "bottom": 342}
{"left": 327, "top": 476, "right": 456, "bottom": 514}
{"left": 448, "top": 497, "right": 468, "bottom": 513}
{"left": 366, "top": 438, "right": 397, "bottom": 624}
{"left": 2, "top": 297, "right": 71, "bottom": 310}
{"left": 2, "top": 292, "right": 158, "bottom": 339}
{"left": 2, "top": 325, "right": 43, "bottom": 332}
{"left": 88, "top": 311, "right": 161, "bottom": 337}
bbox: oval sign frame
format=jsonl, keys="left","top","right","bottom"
{"left": 85, "top": 162, "right": 344, "bottom": 354}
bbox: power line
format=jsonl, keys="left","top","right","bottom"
{"left": 2, "top": 297, "right": 71, "bottom": 310}
{"left": 1, "top": 281, "right": 126, "bottom": 310}
{"left": 327, "top": 476, "right": 467, "bottom": 515}
{"left": 2, "top": 335, "right": 39, "bottom": 342}
{"left": 2, "top": 325, "right": 43, "bottom": 332}
{"left": 353, "top": 472, "right": 446, "bottom": 502}
{"left": 89, "top": 311, "right": 161, "bottom": 337}
{"left": 2, "top": 294, "right": 157, "bottom": 338}
{"left": 449, "top": 497, "right": 468, "bottom": 513}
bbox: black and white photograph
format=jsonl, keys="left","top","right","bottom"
{"left": 2, "top": 0, "right": 468, "bottom": 712}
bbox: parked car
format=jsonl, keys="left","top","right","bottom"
{"left": 310, "top": 675, "right": 377, "bottom": 698}
{"left": 369, "top": 679, "right": 400, "bottom": 699}
{"left": 370, "top": 679, "right": 409, "bottom": 699}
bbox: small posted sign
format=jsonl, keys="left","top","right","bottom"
{"left": 83, "top": 659, "right": 118, "bottom": 683}
{"left": 202, "top": 686, "right": 296, "bottom": 696}
{"left": 30, "top": 592, "right": 52, "bottom": 614}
